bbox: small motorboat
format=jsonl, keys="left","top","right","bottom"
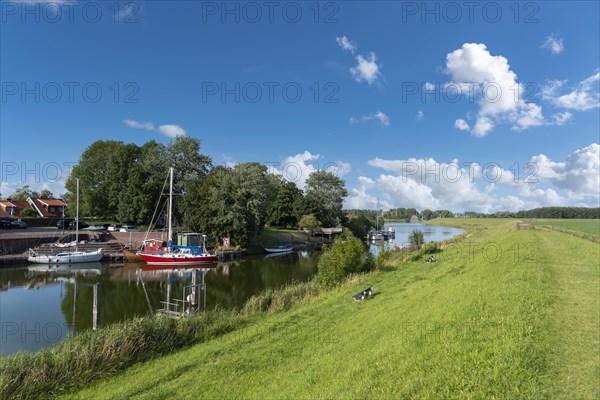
{"left": 264, "top": 245, "right": 295, "bottom": 253}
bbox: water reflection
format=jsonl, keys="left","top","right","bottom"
{"left": 0, "top": 251, "right": 319, "bottom": 355}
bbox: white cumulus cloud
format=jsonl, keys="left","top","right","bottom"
{"left": 350, "top": 52, "right": 381, "bottom": 85}
{"left": 344, "top": 143, "right": 600, "bottom": 212}
{"left": 454, "top": 118, "right": 470, "bottom": 131}
{"left": 543, "top": 71, "right": 600, "bottom": 111}
{"left": 541, "top": 34, "right": 565, "bottom": 55}
{"left": 336, "top": 36, "right": 356, "bottom": 53}
{"left": 269, "top": 151, "right": 351, "bottom": 190}
{"left": 123, "top": 119, "right": 187, "bottom": 138}
{"left": 349, "top": 111, "right": 390, "bottom": 127}
{"left": 445, "top": 43, "right": 578, "bottom": 136}
{"left": 157, "top": 124, "right": 186, "bottom": 138}
{"left": 123, "top": 119, "right": 154, "bottom": 130}
{"left": 336, "top": 36, "right": 382, "bottom": 85}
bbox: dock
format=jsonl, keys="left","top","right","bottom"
{"left": 0, "top": 254, "right": 29, "bottom": 264}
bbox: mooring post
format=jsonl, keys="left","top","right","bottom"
{"left": 93, "top": 283, "right": 102, "bottom": 330}
{"left": 202, "top": 269, "right": 207, "bottom": 311}
{"left": 191, "top": 269, "right": 198, "bottom": 308}
{"left": 166, "top": 271, "right": 171, "bottom": 311}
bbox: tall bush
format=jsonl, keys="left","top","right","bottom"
{"left": 409, "top": 229, "right": 425, "bottom": 249}
{"left": 318, "top": 236, "right": 374, "bottom": 286}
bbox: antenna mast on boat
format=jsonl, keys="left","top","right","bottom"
{"left": 168, "top": 166, "right": 174, "bottom": 247}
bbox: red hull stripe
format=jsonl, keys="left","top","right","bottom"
{"left": 138, "top": 254, "right": 218, "bottom": 265}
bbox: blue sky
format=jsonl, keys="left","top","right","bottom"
{"left": 1, "top": 1, "right": 599, "bottom": 212}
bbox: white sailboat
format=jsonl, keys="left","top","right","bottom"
{"left": 370, "top": 199, "right": 384, "bottom": 241}
{"left": 28, "top": 179, "right": 104, "bottom": 264}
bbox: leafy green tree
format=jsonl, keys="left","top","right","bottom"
{"left": 117, "top": 141, "right": 169, "bottom": 224}
{"left": 39, "top": 189, "right": 54, "bottom": 199}
{"left": 269, "top": 181, "right": 303, "bottom": 228}
{"left": 344, "top": 214, "right": 374, "bottom": 238}
{"left": 304, "top": 170, "right": 347, "bottom": 227}
{"left": 168, "top": 136, "right": 212, "bottom": 184}
{"left": 183, "top": 163, "right": 271, "bottom": 248}
{"left": 19, "top": 208, "right": 37, "bottom": 217}
{"left": 299, "top": 213, "right": 321, "bottom": 233}
{"left": 9, "top": 185, "right": 39, "bottom": 201}
{"left": 65, "top": 140, "right": 136, "bottom": 219}
{"left": 64, "top": 137, "right": 211, "bottom": 223}
{"left": 165, "top": 136, "right": 212, "bottom": 225}
{"left": 434, "top": 209, "right": 454, "bottom": 218}
{"left": 420, "top": 209, "right": 433, "bottom": 220}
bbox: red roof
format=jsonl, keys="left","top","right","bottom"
{"left": 11, "top": 200, "right": 30, "bottom": 209}
{"left": 0, "top": 200, "right": 32, "bottom": 217}
{"left": 28, "top": 198, "right": 66, "bottom": 217}
{"left": 37, "top": 199, "right": 67, "bottom": 207}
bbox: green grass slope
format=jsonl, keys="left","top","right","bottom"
{"left": 67, "top": 219, "right": 599, "bottom": 399}
{"left": 532, "top": 219, "right": 600, "bottom": 241}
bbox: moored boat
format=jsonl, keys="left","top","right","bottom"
{"left": 28, "top": 179, "right": 105, "bottom": 264}
{"left": 137, "top": 167, "right": 218, "bottom": 266}
{"left": 264, "top": 245, "right": 295, "bottom": 253}
{"left": 28, "top": 248, "right": 104, "bottom": 264}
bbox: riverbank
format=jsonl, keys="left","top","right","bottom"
{"left": 63, "top": 219, "right": 600, "bottom": 398}
{"left": 2, "top": 219, "right": 598, "bottom": 398}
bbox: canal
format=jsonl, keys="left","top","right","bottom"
{"left": 0, "top": 223, "right": 462, "bottom": 355}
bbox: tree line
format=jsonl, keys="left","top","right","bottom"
{"left": 56, "top": 138, "right": 347, "bottom": 248}
{"left": 3, "top": 186, "right": 54, "bottom": 201}
{"left": 382, "top": 208, "right": 454, "bottom": 222}
{"left": 463, "top": 207, "right": 600, "bottom": 219}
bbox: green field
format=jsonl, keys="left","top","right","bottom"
{"left": 531, "top": 219, "right": 600, "bottom": 239}
{"left": 65, "top": 219, "right": 599, "bottom": 399}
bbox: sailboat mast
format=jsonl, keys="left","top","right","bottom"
{"left": 76, "top": 178, "right": 79, "bottom": 244}
{"left": 376, "top": 199, "right": 379, "bottom": 231}
{"left": 168, "top": 167, "right": 174, "bottom": 246}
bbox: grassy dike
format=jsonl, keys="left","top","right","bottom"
{"left": 57, "top": 219, "right": 599, "bottom": 399}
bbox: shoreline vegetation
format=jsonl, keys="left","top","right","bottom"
{"left": 1, "top": 218, "right": 599, "bottom": 399}
{"left": 0, "top": 269, "right": 363, "bottom": 399}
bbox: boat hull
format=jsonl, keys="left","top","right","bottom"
{"left": 264, "top": 246, "right": 295, "bottom": 253}
{"left": 123, "top": 248, "right": 144, "bottom": 262}
{"left": 140, "top": 262, "right": 218, "bottom": 272}
{"left": 138, "top": 252, "right": 218, "bottom": 265}
{"left": 28, "top": 249, "right": 104, "bottom": 264}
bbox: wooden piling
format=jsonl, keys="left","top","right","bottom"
{"left": 191, "top": 269, "right": 198, "bottom": 307}
{"left": 93, "top": 283, "right": 102, "bottom": 330}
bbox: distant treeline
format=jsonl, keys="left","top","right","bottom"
{"left": 344, "top": 208, "right": 454, "bottom": 224}
{"left": 387, "top": 208, "right": 453, "bottom": 221}
{"left": 464, "top": 207, "right": 600, "bottom": 219}
{"left": 344, "top": 206, "right": 599, "bottom": 223}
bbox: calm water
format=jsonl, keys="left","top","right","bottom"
{"left": 0, "top": 223, "right": 462, "bottom": 356}
{"left": 369, "top": 223, "right": 464, "bottom": 253}
{"left": 0, "top": 252, "right": 318, "bottom": 356}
